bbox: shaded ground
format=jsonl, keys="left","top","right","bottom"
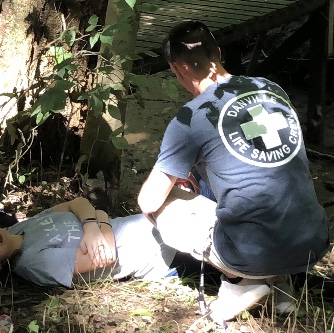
{"left": 1, "top": 69, "right": 334, "bottom": 332}
{"left": 1, "top": 24, "right": 334, "bottom": 332}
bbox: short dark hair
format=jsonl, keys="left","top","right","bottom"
{"left": 162, "top": 21, "right": 220, "bottom": 72}
{"left": 0, "top": 212, "right": 18, "bottom": 228}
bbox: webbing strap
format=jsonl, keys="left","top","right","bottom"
{"left": 198, "top": 236, "right": 228, "bottom": 330}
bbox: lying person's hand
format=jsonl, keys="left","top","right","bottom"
{"left": 80, "top": 222, "right": 115, "bottom": 268}
{"left": 174, "top": 172, "right": 201, "bottom": 194}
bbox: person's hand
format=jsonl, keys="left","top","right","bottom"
{"left": 174, "top": 172, "right": 201, "bottom": 194}
{"left": 80, "top": 223, "right": 115, "bottom": 268}
{"left": 144, "top": 212, "right": 157, "bottom": 227}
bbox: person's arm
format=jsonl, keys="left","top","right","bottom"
{"left": 52, "top": 197, "right": 115, "bottom": 269}
{"left": 138, "top": 169, "right": 177, "bottom": 215}
{"left": 73, "top": 209, "right": 116, "bottom": 275}
{"left": 51, "top": 197, "right": 95, "bottom": 220}
{"left": 95, "top": 209, "right": 116, "bottom": 261}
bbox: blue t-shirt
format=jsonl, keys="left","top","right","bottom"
{"left": 154, "top": 75, "right": 329, "bottom": 276}
{"left": 9, "top": 211, "right": 176, "bottom": 287}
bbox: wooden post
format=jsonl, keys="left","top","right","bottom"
{"left": 306, "top": 0, "right": 333, "bottom": 144}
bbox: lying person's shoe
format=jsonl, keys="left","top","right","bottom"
{"left": 208, "top": 276, "right": 270, "bottom": 325}
{"left": 274, "top": 277, "right": 296, "bottom": 315}
{"left": 0, "top": 314, "right": 13, "bottom": 333}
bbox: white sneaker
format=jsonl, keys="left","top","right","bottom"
{"left": 209, "top": 276, "right": 270, "bottom": 325}
{"left": 274, "top": 278, "right": 296, "bottom": 315}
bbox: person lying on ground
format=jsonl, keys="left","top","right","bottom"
{"left": 138, "top": 20, "right": 330, "bottom": 326}
{"left": 0, "top": 197, "right": 177, "bottom": 288}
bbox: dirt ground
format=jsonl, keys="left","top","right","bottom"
{"left": 1, "top": 67, "right": 334, "bottom": 333}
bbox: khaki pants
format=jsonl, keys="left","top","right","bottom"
{"left": 155, "top": 187, "right": 275, "bottom": 280}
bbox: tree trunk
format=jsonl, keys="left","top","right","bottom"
{"left": 80, "top": 0, "right": 141, "bottom": 213}
{"left": 0, "top": 0, "right": 107, "bottom": 123}
{"left": 0, "top": 0, "right": 110, "bottom": 183}
{"left": 0, "top": 0, "right": 41, "bottom": 128}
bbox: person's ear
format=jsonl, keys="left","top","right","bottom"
{"left": 171, "top": 62, "right": 189, "bottom": 79}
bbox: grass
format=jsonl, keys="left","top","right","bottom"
{"left": 2, "top": 271, "right": 334, "bottom": 333}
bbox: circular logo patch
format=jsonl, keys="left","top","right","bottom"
{"left": 218, "top": 90, "right": 302, "bottom": 168}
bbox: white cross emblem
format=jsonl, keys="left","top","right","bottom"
{"left": 240, "top": 105, "right": 289, "bottom": 149}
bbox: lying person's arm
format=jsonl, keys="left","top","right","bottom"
{"left": 95, "top": 209, "right": 116, "bottom": 264}
{"left": 52, "top": 197, "right": 116, "bottom": 274}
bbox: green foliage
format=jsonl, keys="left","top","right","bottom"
{"left": 124, "top": 0, "right": 136, "bottom": 9}
{"left": 1, "top": 1, "right": 121, "bottom": 182}
{"left": 1, "top": 0, "right": 173, "bottom": 189}
{"left": 28, "top": 320, "right": 39, "bottom": 333}
{"left": 16, "top": 167, "right": 36, "bottom": 184}
{"left": 241, "top": 310, "right": 250, "bottom": 320}
{"left": 162, "top": 78, "right": 180, "bottom": 100}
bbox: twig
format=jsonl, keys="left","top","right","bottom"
{"left": 186, "top": 313, "right": 214, "bottom": 333}
{"left": 0, "top": 298, "right": 35, "bottom": 307}
{"left": 306, "top": 148, "right": 334, "bottom": 160}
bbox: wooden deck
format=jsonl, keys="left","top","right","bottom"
{"left": 136, "top": 0, "right": 326, "bottom": 53}
{"left": 133, "top": 0, "right": 329, "bottom": 76}
{"left": 133, "top": 0, "right": 333, "bottom": 144}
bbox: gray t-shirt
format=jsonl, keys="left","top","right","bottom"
{"left": 9, "top": 211, "right": 176, "bottom": 287}
{"left": 154, "top": 75, "right": 329, "bottom": 276}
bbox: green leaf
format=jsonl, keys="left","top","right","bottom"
{"left": 111, "top": 136, "right": 128, "bottom": 149}
{"left": 110, "top": 82, "right": 123, "bottom": 91}
{"left": 48, "top": 46, "right": 72, "bottom": 64}
{"left": 100, "top": 25, "right": 114, "bottom": 45}
{"left": 55, "top": 79, "right": 75, "bottom": 91}
{"left": 108, "top": 105, "right": 121, "bottom": 120}
{"left": 128, "top": 73, "right": 149, "bottom": 87}
{"left": 28, "top": 320, "right": 39, "bottom": 333}
{"left": 110, "top": 126, "right": 124, "bottom": 137}
{"left": 142, "top": 50, "right": 159, "bottom": 58}
{"left": 125, "top": 53, "right": 142, "bottom": 61}
{"left": 35, "top": 111, "right": 50, "bottom": 126}
{"left": 90, "top": 32, "right": 101, "bottom": 49}
{"left": 162, "top": 79, "right": 179, "bottom": 100}
{"left": 100, "top": 34, "right": 114, "bottom": 45}
{"left": 77, "top": 92, "right": 89, "bottom": 101}
{"left": 35, "top": 112, "right": 44, "bottom": 126}
{"left": 124, "top": 0, "right": 136, "bottom": 9}
{"left": 98, "top": 66, "right": 113, "bottom": 74}
{"left": 31, "top": 88, "right": 66, "bottom": 125}
{"left": 114, "top": 20, "right": 132, "bottom": 32}
{"left": 241, "top": 310, "right": 250, "bottom": 320}
{"left": 89, "top": 86, "right": 111, "bottom": 101}
{"left": 18, "top": 175, "right": 26, "bottom": 184}
{"left": 90, "top": 95, "right": 104, "bottom": 116}
{"left": 0, "top": 92, "right": 16, "bottom": 98}
{"left": 60, "top": 28, "right": 76, "bottom": 47}
{"left": 131, "top": 308, "right": 152, "bottom": 316}
{"left": 53, "top": 57, "right": 74, "bottom": 71}
{"left": 31, "top": 105, "right": 42, "bottom": 117}
{"left": 88, "top": 15, "right": 99, "bottom": 27}
{"left": 137, "top": 3, "right": 158, "bottom": 12}
{"left": 54, "top": 58, "right": 77, "bottom": 78}
{"left": 43, "top": 89, "right": 67, "bottom": 111}
{"left": 49, "top": 297, "right": 60, "bottom": 308}
{"left": 86, "top": 25, "right": 95, "bottom": 32}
